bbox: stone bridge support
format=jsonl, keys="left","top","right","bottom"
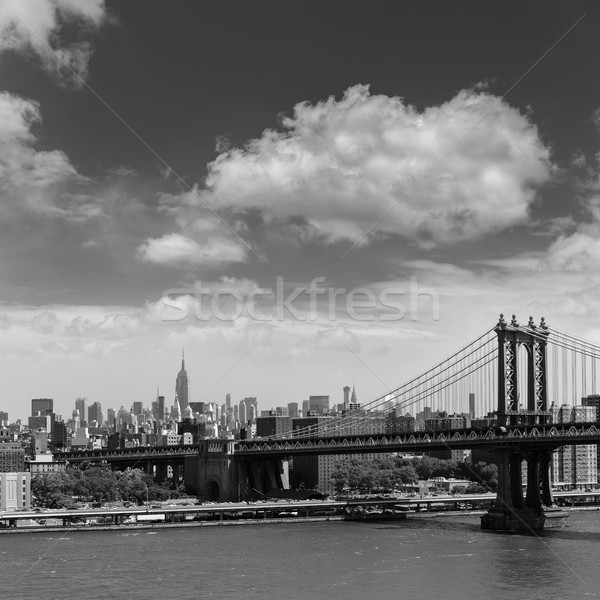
{"left": 481, "top": 445, "right": 568, "bottom": 531}
{"left": 236, "top": 457, "right": 289, "bottom": 500}
{"left": 184, "top": 448, "right": 236, "bottom": 501}
{"left": 485, "top": 315, "right": 568, "bottom": 531}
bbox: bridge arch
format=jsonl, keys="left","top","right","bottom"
{"left": 206, "top": 478, "right": 221, "bottom": 501}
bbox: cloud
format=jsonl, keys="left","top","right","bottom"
{"left": 544, "top": 224, "right": 600, "bottom": 272}
{"left": 0, "top": 92, "right": 80, "bottom": 195}
{"left": 591, "top": 107, "right": 600, "bottom": 134}
{"left": 0, "top": 91, "right": 90, "bottom": 222}
{"left": 203, "top": 84, "right": 554, "bottom": 247}
{"left": 0, "top": 0, "right": 106, "bottom": 86}
{"left": 543, "top": 154, "right": 600, "bottom": 272}
{"left": 137, "top": 232, "right": 247, "bottom": 267}
{"left": 0, "top": 92, "right": 78, "bottom": 187}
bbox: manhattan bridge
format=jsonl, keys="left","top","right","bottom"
{"left": 62, "top": 314, "right": 600, "bottom": 531}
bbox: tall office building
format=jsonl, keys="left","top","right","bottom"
{"left": 88, "top": 402, "right": 103, "bottom": 426}
{"left": 0, "top": 443, "right": 25, "bottom": 472}
{"left": 582, "top": 395, "right": 600, "bottom": 420}
{"left": 349, "top": 386, "right": 360, "bottom": 410}
{"left": 176, "top": 351, "right": 189, "bottom": 411}
{"left": 256, "top": 415, "right": 291, "bottom": 437}
{"left": 343, "top": 386, "right": 350, "bottom": 410}
{"left": 552, "top": 405, "right": 598, "bottom": 488}
{"left": 239, "top": 397, "right": 258, "bottom": 424}
{"left": 132, "top": 401, "right": 143, "bottom": 416}
{"left": 309, "top": 395, "right": 330, "bottom": 415}
{"left": 226, "top": 393, "right": 231, "bottom": 410}
{"left": 582, "top": 394, "right": 600, "bottom": 484}
{"left": 468, "top": 393, "right": 476, "bottom": 419}
{"left": 31, "top": 398, "right": 53, "bottom": 417}
{"left": 75, "top": 397, "right": 87, "bottom": 426}
{"left": 249, "top": 404, "right": 257, "bottom": 424}
{"left": 51, "top": 421, "right": 68, "bottom": 451}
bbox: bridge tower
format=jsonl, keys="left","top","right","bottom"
{"left": 482, "top": 314, "right": 568, "bottom": 531}
{"left": 496, "top": 314, "right": 549, "bottom": 427}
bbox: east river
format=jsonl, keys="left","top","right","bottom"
{"left": 1, "top": 511, "right": 600, "bottom": 600}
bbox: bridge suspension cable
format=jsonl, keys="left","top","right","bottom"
{"left": 264, "top": 327, "right": 498, "bottom": 440}
{"left": 258, "top": 319, "right": 600, "bottom": 442}
{"left": 513, "top": 323, "right": 600, "bottom": 409}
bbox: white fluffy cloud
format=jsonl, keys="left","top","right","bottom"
{"left": 545, "top": 225, "right": 600, "bottom": 272}
{"left": 0, "top": 0, "right": 106, "bottom": 85}
{"left": 0, "top": 92, "right": 77, "bottom": 186}
{"left": 544, "top": 154, "right": 600, "bottom": 272}
{"left": 137, "top": 232, "right": 247, "bottom": 267}
{"left": 203, "top": 85, "right": 554, "bottom": 247}
{"left": 0, "top": 91, "right": 87, "bottom": 219}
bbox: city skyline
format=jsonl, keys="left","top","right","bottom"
{"left": 2, "top": 2, "right": 600, "bottom": 420}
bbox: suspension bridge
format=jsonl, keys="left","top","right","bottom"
{"left": 62, "top": 314, "right": 600, "bottom": 531}
{"left": 234, "top": 314, "right": 600, "bottom": 531}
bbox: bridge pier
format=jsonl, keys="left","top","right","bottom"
{"left": 481, "top": 446, "right": 568, "bottom": 532}
{"left": 236, "top": 458, "right": 290, "bottom": 500}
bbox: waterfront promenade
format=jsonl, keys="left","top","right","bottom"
{"left": 2, "top": 491, "right": 599, "bottom": 533}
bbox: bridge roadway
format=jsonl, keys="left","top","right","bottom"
{"left": 2, "top": 491, "right": 598, "bottom": 529}
{"left": 57, "top": 422, "right": 600, "bottom": 466}
{"left": 235, "top": 422, "right": 600, "bottom": 457}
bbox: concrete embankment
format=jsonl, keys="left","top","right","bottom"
{"left": 0, "top": 515, "right": 345, "bottom": 534}
{"left": 3, "top": 506, "right": 596, "bottom": 534}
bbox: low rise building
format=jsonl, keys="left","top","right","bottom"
{"left": 28, "top": 453, "right": 67, "bottom": 475}
{"left": 0, "top": 472, "right": 31, "bottom": 511}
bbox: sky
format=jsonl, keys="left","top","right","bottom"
{"left": 1, "top": 0, "right": 600, "bottom": 421}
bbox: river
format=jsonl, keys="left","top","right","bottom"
{"left": 1, "top": 511, "right": 599, "bottom": 600}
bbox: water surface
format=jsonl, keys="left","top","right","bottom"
{"left": 1, "top": 512, "right": 599, "bottom": 600}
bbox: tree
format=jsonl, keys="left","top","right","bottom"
{"left": 464, "top": 482, "right": 488, "bottom": 494}
{"left": 32, "top": 472, "right": 77, "bottom": 508}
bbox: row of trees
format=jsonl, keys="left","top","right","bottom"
{"left": 330, "top": 455, "right": 498, "bottom": 495}
{"left": 32, "top": 466, "right": 186, "bottom": 509}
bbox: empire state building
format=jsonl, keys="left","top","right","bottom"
{"left": 175, "top": 351, "right": 189, "bottom": 410}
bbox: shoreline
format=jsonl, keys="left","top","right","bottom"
{"left": 1, "top": 506, "right": 594, "bottom": 534}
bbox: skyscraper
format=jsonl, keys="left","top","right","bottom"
{"left": 88, "top": 402, "right": 103, "bottom": 426}
{"left": 309, "top": 395, "right": 330, "bottom": 415}
{"left": 468, "top": 393, "right": 476, "bottom": 419}
{"left": 75, "top": 397, "right": 87, "bottom": 426}
{"left": 176, "top": 351, "right": 189, "bottom": 411}
{"left": 343, "top": 386, "right": 350, "bottom": 409}
{"left": 31, "top": 398, "right": 53, "bottom": 417}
